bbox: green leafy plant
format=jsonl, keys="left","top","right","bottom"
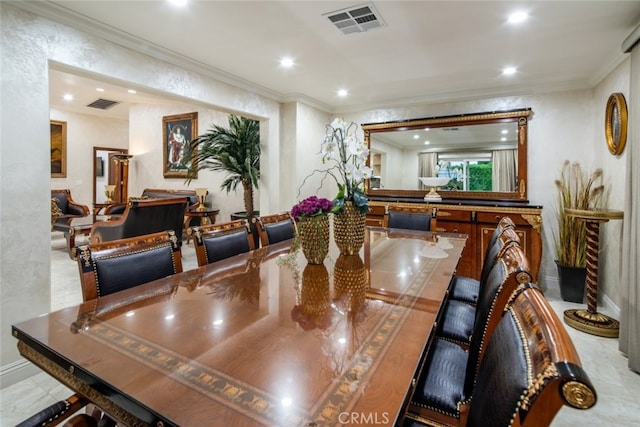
{"left": 553, "top": 161, "right": 605, "bottom": 267}
{"left": 187, "top": 115, "right": 260, "bottom": 220}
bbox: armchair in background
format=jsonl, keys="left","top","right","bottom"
{"left": 51, "top": 189, "right": 89, "bottom": 222}
{"left": 90, "top": 197, "right": 188, "bottom": 243}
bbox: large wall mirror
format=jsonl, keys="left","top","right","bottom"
{"left": 363, "top": 109, "right": 532, "bottom": 202}
{"left": 93, "top": 146, "right": 128, "bottom": 207}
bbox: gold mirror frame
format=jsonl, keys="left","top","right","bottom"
{"left": 605, "top": 93, "right": 627, "bottom": 156}
{"left": 362, "top": 108, "right": 532, "bottom": 201}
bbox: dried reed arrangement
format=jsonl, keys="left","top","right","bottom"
{"left": 553, "top": 161, "right": 605, "bottom": 267}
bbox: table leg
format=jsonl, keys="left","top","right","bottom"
{"left": 563, "top": 220, "right": 620, "bottom": 337}
{"left": 64, "top": 230, "right": 76, "bottom": 260}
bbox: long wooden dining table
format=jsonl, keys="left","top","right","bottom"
{"left": 12, "top": 227, "right": 466, "bottom": 426}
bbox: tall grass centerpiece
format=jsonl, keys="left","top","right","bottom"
{"left": 553, "top": 161, "right": 606, "bottom": 268}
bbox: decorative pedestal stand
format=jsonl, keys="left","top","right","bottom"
{"left": 563, "top": 208, "right": 624, "bottom": 337}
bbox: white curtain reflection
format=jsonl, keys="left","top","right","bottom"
{"left": 492, "top": 149, "right": 517, "bottom": 192}
{"left": 418, "top": 153, "right": 438, "bottom": 189}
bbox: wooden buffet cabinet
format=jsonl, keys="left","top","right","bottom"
{"left": 367, "top": 199, "right": 543, "bottom": 283}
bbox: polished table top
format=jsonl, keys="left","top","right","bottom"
{"left": 13, "top": 227, "right": 466, "bottom": 426}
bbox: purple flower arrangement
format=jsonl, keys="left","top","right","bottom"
{"left": 290, "top": 196, "right": 334, "bottom": 222}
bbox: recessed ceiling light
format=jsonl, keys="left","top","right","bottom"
{"left": 502, "top": 67, "right": 517, "bottom": 76}
{"left": 96, "top": 88, "right": 104, "bottom": 92}
{"left": 501, "top": 137, "right": 507, "bottom": 141}
{"left": 168, "top": 0, "right": 188, "bottom": 6}
{"left": 508, "top": 11, "right": 528, "bottom": 24}
{"left": 501, "top": 129, "right": 508, "bottom": 134}
{"left": 280, "top": 57, "right": 294, "bottom": 68}
{"left": 413, "top": 135, "right": 420, "bottom": 139}
{"left": 424, "top": 141, "right": 430, "bottom": 145}
{"left": 127, "top": 89, "right": 137, "bottom": 94}
{"left": 424, "top": 128, "right": 430, "bottom": 132}
{"left": 337, "top": 89, "right": 348, "bottom": 97}
{"left": 63, "top": 94, "right": 73, "bottom": 101}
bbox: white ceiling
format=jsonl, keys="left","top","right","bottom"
{"left": 17, "top": 1, "right": 640, "bottom": 119}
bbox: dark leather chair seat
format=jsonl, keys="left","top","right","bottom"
{"left": 436, "top": 243, "right": 529, "bottom": 348}
{"left": 264, "top": 220, "right": 295, "bottom": 243}
{"left": 414, "top": 338, "right": 468, "bottom": 417}
{"left": 448, "top": 217, "right": 517, "bottom": 304}
{"left": 435, "top": 299, "right": 475, "bottom": 344}
{"left": 387, "top": 211, "right": 432, "bottom": 231}
{"left": 204, "top": 229, "right": 251, "bottom": 263}
{"left": 448, "top": 275, "right": 480, "bottom": 304}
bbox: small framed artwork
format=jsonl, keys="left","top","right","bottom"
{"left": 95, "top": 157, "right": 104, "bottom": 177}
{"left": 50, "top": 120, "right": 67, "bottom": 177}
{"left": 163, "top": 112, "right": 198, "bottom": 178}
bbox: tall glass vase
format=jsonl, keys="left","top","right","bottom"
{"left": 333, "top": 201, "right": 366, "bottom": 255}
{"left": 297, "top": 215, "right": 330, "bottom": 264}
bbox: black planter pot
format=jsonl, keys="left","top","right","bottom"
{"left": 231, "top": 211, "right": 260, "bottom": 247}
{"left": 555, "top": 260, "right": 587, "bottom": 303}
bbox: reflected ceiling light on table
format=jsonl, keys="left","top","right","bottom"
{"left": 419, "top": 177, "right": 450, "bottom": 201}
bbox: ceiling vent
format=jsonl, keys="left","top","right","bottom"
{"left": 324, "top": 3, "right": 385, "bottom": 35}
{"left": 87, "top": 98, "right": 120, "bottom": 110}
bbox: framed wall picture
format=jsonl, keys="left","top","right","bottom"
{"left": 50, "top": 120, "right": 67, "bottom": 177}
{"left": 163, "top": 112, "right": 198, "bottom": 178}
{"left": 95, "top": 157, "right": 104, "bottom": 177}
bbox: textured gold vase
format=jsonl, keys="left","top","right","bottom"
{"left": 333, "top": 201, "right": 366, "bottom": 255}
{"left": 297, "top": 215, "right": 330, "bottom": 265}
{"left": 333, "top": 254, "right": 367, "bottom": 313}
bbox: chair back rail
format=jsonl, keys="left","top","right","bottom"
{"left": 190, "top": 219, "right": 255, "bottom": 266}
{"left": 90, "top": 197, "right": 188, "bottom": 243}
{"left": 74, "top": 230, "right": 182, "bottom": 301}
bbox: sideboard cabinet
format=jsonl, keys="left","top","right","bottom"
{"left": 367, "top": 201, "right": 543, "bottom": 282}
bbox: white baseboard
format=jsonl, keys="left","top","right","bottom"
{"left": 0, "top": 358, "right": 39, "bottom": 389}
{"left": 541, "top": 275, "right": 621, "bottom": 319}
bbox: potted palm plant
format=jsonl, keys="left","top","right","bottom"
{"left": 187, "top": 114, "right": 260, "bottom": 224}
{"left": 553, "top": 161, "right": 605, "bottom": 302}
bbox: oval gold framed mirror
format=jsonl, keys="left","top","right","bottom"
{"left": 605, "top": 92, "right": 627, "bottom": 156}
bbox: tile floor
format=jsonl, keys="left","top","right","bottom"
{"left": 1, "top": 233, "right": 639, "bottom": 426}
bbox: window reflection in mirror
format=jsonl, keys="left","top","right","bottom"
{"left": 363, "top": 109, "right": 531, "bottom": 201}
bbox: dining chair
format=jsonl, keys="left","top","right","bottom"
{"left": 190, "top": 219, "right": 255, "bottom": 266}
{"left": 74, "top": 230, "right": 183, "bottom": 301}
{"left": 383, "top": 205, "right": 436, "bottom": 232}
{"left": 254, "top": 212, "right": 295, "bottom": 247}
{"left": 406, "top": 285, "right": 596, "bottom": 427}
